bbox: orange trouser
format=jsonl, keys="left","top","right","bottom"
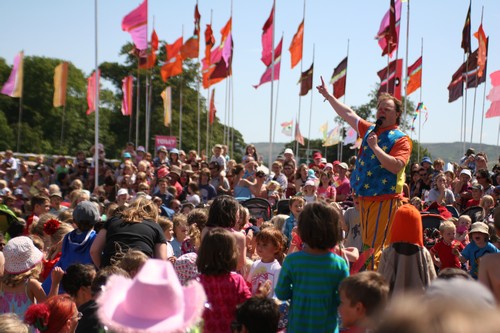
{"left": 359, "top": 197, "right": 405, "bottom": 270}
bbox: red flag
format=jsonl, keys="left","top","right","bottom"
{"left": 254, "top": 37, "right": 283, "bottom": 89}
{"left": 330, "top": 57, "right": 348, "bottom": 99}
{"left": 261, "top": 4, "right": 275, "bottom": 66}
{"left": 121, "top": 76, "right": 133, "bottom": 116}
{"left": 208, "top": 18, "right": 233, "bottom": 83}
{"left": 166, "top": 37, "right": 183, "bottom": 61}
{"left": 465, "top": 43, "right": 488, "bottom": 89}
{"left": 299, "top": 63, "right": 313, "bottom": 96}
{"left": 121, "top": 0, "right": 148, "bottom": 50}
{"left": 295, "top": 120, "right": 304, "bottom": 146}
{"left": 209, "top": 89, "right": 216, "bottom": 124}
{"left": 375, "top": 0, "right": 402, "bottom": 57}
{"left": 140, "top": 29, "right": 159, "bottom": 70}
{"left": 461, "top": 2, "right": 471, "bottom": 54}
{"left": 473, "top": 23, "right": 487, "bottom": 77}
{"left": 486, "top": 71, "right": 500, "bottom": 118}
{"left": 181, "top": 4, "right": 201, "bottom": 60}
{"left": 86, "top": 70, "right": 100, "bottom": 115}
{"left": 289, "top": 20, "right": 304, "bottom": 69}
{"left": 377, "top": 59, "right": 402, "bottom": 100}
{"left": 448, "top": 62, "right": 465, "bottom": 103}
{"left": 161, "top": 37, "right": 183, "bottom": 82}
{"left": 406, "top": 56, "right": 422, "bottom": 96}
{"left": 204, "top": 24, "right": 215, "bottom": 63}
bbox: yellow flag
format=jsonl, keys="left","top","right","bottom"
{"left": 161, "top": 87, "right": 172, "bottom": 127}
{"left": 53, "top": 62, "right": 68, "bottom": 107}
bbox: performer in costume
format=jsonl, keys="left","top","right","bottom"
{"left": 317, "top": 77, "right": 412, "bottom": 269}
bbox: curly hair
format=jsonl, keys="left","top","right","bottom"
{"left": 120, "top": 196, "right": 158, "bottom": 223}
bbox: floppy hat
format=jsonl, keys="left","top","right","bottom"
{"left": 460, "top": 169, "right": 472, "bottom": 178}
{"left": 97, "top": 259, "right": 206, "bottom": 333}
{"left": 304, "top": 180, "right": 316, "bottom": 187}
{"left": 174, "top": 252, "right": 199, "bottom": 286}
{"left": 137, "top": 146, "right": 146, "bottom": 153}
{"left": 284, "top": 148, "right": 294, "bottom": 155}
{"left": 469, "top": 222, "right": 489, "bottom": 236}
{"left": 3, "top": 236, "right": 43, "bottom": 274}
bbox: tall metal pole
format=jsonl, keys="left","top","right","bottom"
{"left": 306, "top": 45, "right": 315, "bottom": 161}
{"left": 418, "top": 38, "right": 423, "bottom": 163}
{"left": 268, "top": 0, "right": 276, "bottom": 168}
{"left": 294, "top": 0, "right": 306, "bottom": 160}
{"left": 94, "top": 0, "right": 100, "bottom": 189}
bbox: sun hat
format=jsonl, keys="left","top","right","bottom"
{"left": 390, "top": 204, "right": 423, "bottom": 247}
{"left": 73, "top": 201, "right": 100, "bottom": 225}
{"left": 123, "top": 152, "right": 132, "bottom": 159}
{"left": 169, "top": 148, "right": 179, "bottom": 155}
{"left": 3, "top": 236, "right": 43, "bottom": 274}
{"left": 443, "top": 163, "right": 454, "bottom": 174}
{"left": 97, "top": 259, "right": 206, "bottom": 333}
{"left": 306, "top": 169, "right": 317, "bottom": 180}
{"left": 469, "top": 222, "right": 489, "bottom": 236}
{"left": 284, "top": 148, "right": 294, "bottom": 155}
{"left": 460, "top": 169, "right": 472, "bottom": 178}
{"left": 157, "top": 146, "right": 168, "bottom": 154}
{"left": 137, "top": 146, "right": 146, "bottom": 153}
{"left": 338, "top": 162, "right": 349, "bottom": 170}
{"left": 157, "top": 166, "right": 169, "bottom": 180}
{"left": 304, "top": 180, "right": 316, "bottom": 187}
{"left": 323, "top": 163, "right": 333, "bottom": 170}
{"left": 49, "top": 191, "right": 63, "bottom": 198}
{"left": 117, "top": 188, "right": 129, "bottom": 197}
{"left": 421, "top": 156, "right": 432, "bottom": 165}
{"left": 174, "top": 252, "right": 199, "bottom": 286}
{"left": 471, "top": 183, "right": 484, "bottom": 191}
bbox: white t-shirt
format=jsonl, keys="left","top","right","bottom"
{"left": 246, "top": 259, "right": 281, "bottom": 297}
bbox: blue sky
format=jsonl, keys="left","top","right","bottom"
{"left": 1, "top": 0, "right": 499, "bottom": 148}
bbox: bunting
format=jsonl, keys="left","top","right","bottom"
{"left": 160, "top": 37, "right": 183, "bottom": 82}
{"left": 261, "top": 4, "right": 275, "bottom": 66}
{"left": 53, "top": 62, "right": 68, "bottom": 107}
{"left": 161, "top": 87, "right": 172, "bottom": 127}
{"left": 121, "top": 76, "right": 133, "bottom": 116}
{"left": 295, "top": 120, "right": 304, "bottom": 146}
{"left": 375, "top": 0, "right": 402, "bottom": 57}
{"left": 181, "top": 4, "right": 201, "bottom": 60}
{"left": 406, "top": 56, "right": 422, "bottom": 96}
{"left": 486, "top": 71, "right": 500, "bottom": 118}
{"left": 121, "top": 0, "right": 148, "bottom": 51}
{"left": 1, "top": 51, "right": 24, "bottom": 98}
{"left": 253, "top": 37, "right": 283, "bottom": 89}
{"left": 377, "top": 59, "right": 402, "bottom": 100}
{"left": 473, "top": 23, "right": 487, "bottom": 78}
{"left": 330, "top": 57, "right": 348, "bottom": 99}
{"left": 281, "top": 120, "right": 293, "bottom": 137}
{"left": 461, "top": 2, "right": 471, "bottom": 54}
{"left": 86, "top": 70, "right": 100, "bottom": 115}
{"left": 289, "top": 20, "right": 304, "bottom": 69}
{"left": 209, "top": 89, "right": 216, "bottom": 124}
{"left": 299, "top": 63, "right": 313, "bottom": 96}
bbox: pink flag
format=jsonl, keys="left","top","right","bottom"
{"left": 1, "top": 51, "right": 24, "bottom": 98}
{"left": 122, "top": 0, "right": 148, "bottom": 50}
{"left": 121, "top": 76, "right": 133, "bottom": 116}
{"left": 295, "top": 119, "right": 304, "bottom": 146}
{"left": 375, "top": 0, "right": 402, "bottom": 57}
{"left": 261, "top": 4, "right": 275, "bottom": 66}
{"left": 253, "top": 37, "right": 283, "bottom": 89}
{"left": 344, "top": 127, "right": 358, "bottom": 145}
{"left": 486, "top": 70, "right": 500, "bottom": 118}
{"left": 86, "top": 70, "right": 100, "bottom": 115}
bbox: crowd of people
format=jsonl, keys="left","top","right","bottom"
{"left": 0, "top": 116, "right": 500, "bottom": 332}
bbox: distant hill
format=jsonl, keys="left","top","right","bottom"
{"left": 251, "top": 141, "right": 499, "bottom": 168}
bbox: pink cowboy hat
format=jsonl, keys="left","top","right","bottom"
{"left": 97, "top": 259, "right": 206, "bottom": 333}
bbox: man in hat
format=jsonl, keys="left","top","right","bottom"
{"left": 153, "top": 146, "right": 169, "bottom": 169}
{"left": 317, "top": 78, "right": 412, "bottom": 269}
{"left": 48, "top": 191, "right": 67, "bottom": 215}
{"left": 308, "top": 151, "right": 325, "bottom": 169}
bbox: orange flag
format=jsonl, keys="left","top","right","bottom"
{"left": 53, "top": 62, "right": 68, "bottom": 107}
{"left": 161, "top": 37, "right": 183, "bottom": 82}
{"left": 209, "top": 89, "right": 216, "bottom": 124}
{"left": 289, "top": 20, "right": 304, "bottom": 69}
{"left": 473, "top": 23, "right": 487, "bottom": 77}
{"left": 181, "top": 4, "right": 201, "bottom": 60}
{"left": 140, "top": 29, "right": 159, "bottom": 69}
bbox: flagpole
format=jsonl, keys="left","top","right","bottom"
{"left": 306, "top": 45, "right": 315, "bottom": 162}
{"left": 231, "top": 76, "right": 235, "bottom": 158}
{"left": 339, "top": 39, "right": 350, "bottom": 163}
{"left": 60, "top": 104, "right": 66, "bottom": 151}
{"left": 94, "top": 0, "right": 100, "bottom": 189}
{"left": 196, "top": 0, "right": 201, "bottom": 156}
{"left": 470, "top": 6, "right": 485, "bottom": 146}
{"left": 135, "top": 66, "right": 141, "bottom": 147}
{"left": 16, "top": 93, "right": 23, "bottom": 153}
{"left": 268, "top": 0, "right": 276, "bottom": 168}
{"left": 295, "top": 0, "right": 306, "bottom": 161}
{"left": 272, "top": 32, "right": 284, "bottom": 147}
{"left": 402, "top": 0, "right": 410, "bottom": 129}
{"left": 418, "top": 38, "right": 423, "bottom": 163}
{"left": 205, "top": 10, "right": 213, "bottom": 159}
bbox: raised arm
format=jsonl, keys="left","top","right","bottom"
{"left": 317, "top": 76, "right": 360, "bottom": 130}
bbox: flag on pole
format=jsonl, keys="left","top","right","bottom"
{"left": 295, "top": 120, "right": 304, "bottom": 145}
{"left": 465, "top": 45, "right": 488, "bottom": 89}
{"left": 323, "top": 126, "right": 341, "bottom": 147}
{"left": 330, "top": 57, "right": 348, "bottom": 99}
{"left": 209, "top": 89, "right": 216, "bottom": 125}
{"left": 486, "top": 71, "right": 500, "bottom": 118}
{"left": 375, "top": 0, "right": 402, "bottom": 57}
{"left": 181, "top": 4, "right": 201, "bottom": 60}
{"left": 1, "top": 51, "right": 24, "bottom": 98}
{"left": 161, "top": 87, "right": 172, "bottom": 127}
{"left": 448, "top": 62, "right": 465, "bottom": 103}
{"left": 406, "top": 56, "right": 422, "bottom": 96}
{"left": 261, "top": 3, "right": 275, "bottom": 66}
{"left": 86, "top": 70, "right": 100, "bottom": 115}
{"left": 281, "top": 120, "right": 293, "bottom": 136}
{"left": 344, "top": 127, "right": 358, "bottom": 145}
{"left": 461, "top": 2, "right": 471, "bottom": 54}
{"left": 202, "top": 24, "right": 218, "bottom": 89}
{"left": 53, "top": 62, "right": 68, "bottom": 107}
{"left": 208, "top": 18, "right": 233, "bottom": 82}
{"left": 140, "top": 29, "right": 159, "bottom": 70}
{"left": 161, "top": 37, "right": 183, "bottom": 82}
{"left": 121, "top": 76, "right": 133, "bottom": 116}
{"left": 377, "top": 59, "right": 403, "bottom": 100}
{"left": 319, "top": 122, "right": 328, "bottom": 140}
{"left": 289, "top": 20, "right": 304, "bottom": 69}
{"left": 473, "top": 23, "right": 487, "bottom": 78}
{"left": 299, "top": 63, "right": 314, "bottom": 96}
{"left": 121, "top": 0, "right": 148, "bottom": 51}
{"left": 253, "top": 37, "right": 283, "bottom": 89}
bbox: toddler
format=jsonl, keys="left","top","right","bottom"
{"left": 455, "top": 215, "right": 471, "bottom": 246}
{"left": 430, "top": 220, "right": 464, "bottom": 269}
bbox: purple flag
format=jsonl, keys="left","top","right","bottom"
{"left": 122, "top": 0, "right": 148, "bottom": 50}
{"left": 1, "top": 51, "right": 23, "bottom": 98}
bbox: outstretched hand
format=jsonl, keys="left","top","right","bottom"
{"left": 316, "top": 76, "right": 329, "bottom": 99}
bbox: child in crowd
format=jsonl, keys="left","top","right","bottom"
{"left": 112, "top": 249, "right": 148, "bottom": 278}
{"left": 197, "top": 228, "right": 252, "bottom": 333}
{"left": 342, "top": 196, "right": 362, "bottom": 252}
{"left": 186, "top": 182, "right": 201, "bottom": 206}
{"left": 455, "top": 222, "right": 500, "bottom": 279}
{"left": 266, "top": 180, "right": 281, "bottom": 207}
{"left": 317, "top": 171, "right": 337, "bottom": 203}
{"left": 0, "top": 236, "right": 63, "bottom": 319}
{"left": 246, "top": 228, "right": 286, "bottom": 297}
{"left": 430, "top": 220, "right": 464, "bottom": 270}
{"left": 275, "top": 202, "right": 349, "bottom": 333}
{"left": 455, "top": 215, "right": 471, "bottom": 246}
{"left": 301, "top": 180, "right": 318, "bottom": 204}
{"left": 338, "top": 271, "right": 389, "bottom": 333}
{"left": 480, "top": 195, "right": 495, "bottom": 223}
{"left": 25, "top": 195, "right": 50, "bottom": 235}
{"left": 170, "top": 214, "right": 188, "bottom": 257}
{"left": 157, "top": 216, "right": 175, "bottom": 259}
{"left": 40, "top": 218, "right": 74, "bottom": 282}
{"left": 233, "top": 297, "right": 280, "bottom": 333}
{"left": 42, "top": 201, "right": 99, "bottom": 293}
{"left": 282, "top": 196, "right": 305, "bottom": 246}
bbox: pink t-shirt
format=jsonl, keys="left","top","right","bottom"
{"left": 317, "top": 185, "right": 336, "bottom": 200}
{"left": 200, "top": 272, "right": 251, "bottom": 333}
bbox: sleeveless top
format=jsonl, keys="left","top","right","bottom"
{"left": 0, "top": 279, "right": 32, "bottom": 317}
{"left": 234, "top": 185, "right": 252, "bottom": 199}
{"left": 351, "top": 125, "right": 408, "bottom": 197}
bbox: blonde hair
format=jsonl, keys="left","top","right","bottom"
{"left": 439, "top": 220, "right": 456, "bottom": 233}
{"left": 0, "top": 313, "right": 29, "bottom": 333}
{"left": 270, "top": 214, "right": 288, "bottom": 231}
{"left": 1, "top": 262, "right": 42, "bottom": 287}
{"left": 480, "top": 195, "right": 494, "bottom": 208}
{"left": 112, "top": 249, "right": 148, "bottom": 277}
{"left": 121, "top": 196, "right": 158, "bottom": 223}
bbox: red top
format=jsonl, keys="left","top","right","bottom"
{"left": 41, "top": 252, "right": 62, "bottom": 281}
{"left": 430, "top": 239, "right": 464, "bottom": 269}
{"left": 199, "top": 272, "right": 251, "bottom": 333}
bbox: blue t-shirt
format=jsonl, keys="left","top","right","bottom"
{"left": 461, "top": 241, "right": 499, "bottom": 279}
